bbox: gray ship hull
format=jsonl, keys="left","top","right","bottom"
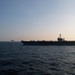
{"left": 21, "top": 41, "right": 75, "bottom": 46}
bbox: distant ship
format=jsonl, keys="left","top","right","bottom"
{"left": 11, "top": 40, "right": 14, "bottom": 42}
{"left": 21, "top": 34, "right": 75, "bottom": 46}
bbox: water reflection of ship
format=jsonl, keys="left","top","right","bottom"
{"left": 21, "top": 34, "right": 75, "bottom": 46}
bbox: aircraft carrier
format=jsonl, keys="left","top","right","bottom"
{"left": 21, "top": 34, "right": 75, "bottom": 46}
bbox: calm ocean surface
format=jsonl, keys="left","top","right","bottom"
{"left": 0, "top": 42, "right": 75, "bottom": 75}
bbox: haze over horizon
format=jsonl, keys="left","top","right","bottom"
{"left": 0, "top": 0, "right": 75, "bottom": 41}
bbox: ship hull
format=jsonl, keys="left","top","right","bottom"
{"left": 21, "top": 41, "right": 75, "bottom": 46}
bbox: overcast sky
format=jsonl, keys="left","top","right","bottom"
{"left": 0, "top": 0, "right": 75, "bottom": 41}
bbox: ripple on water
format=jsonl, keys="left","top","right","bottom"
{"left": 1, "top": 43, "right": 75, "bottom": 75}
{"left": 0, "top": 69, "right": 18, "bottom": 75}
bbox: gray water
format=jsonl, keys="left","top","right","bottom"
{"left": 0, "top": 42, "right": 75, "bottom": 75}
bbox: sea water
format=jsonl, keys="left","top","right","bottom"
{"left": 0, "top": 42, "right": 75, "bottom": 75}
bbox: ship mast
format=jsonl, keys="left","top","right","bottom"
{"left": 59, "top": 34, "right": 61, "bottom": 38}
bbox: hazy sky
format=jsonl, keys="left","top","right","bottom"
{"left": 0, "top": 0, "right": 75, "bottom": 41}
